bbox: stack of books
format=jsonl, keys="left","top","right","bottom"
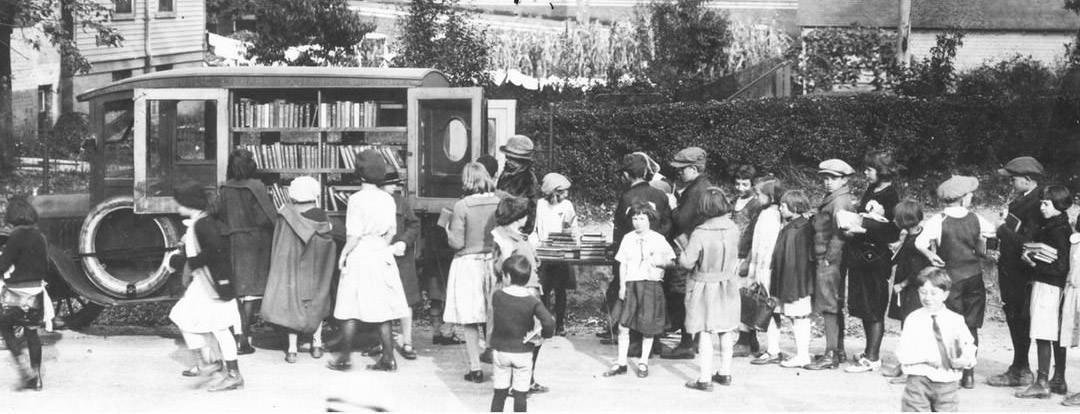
{"left": 536, "top": 232, "right": 612, "bottom": 261}
{"left": 578, "top": 233, "right": 610, "bottom": 260}
{"left": 537, "top": 232, "right": 578, "bottom": 260}
{"left": 1023, "top": 242, "right": 1059, "bottom": 264}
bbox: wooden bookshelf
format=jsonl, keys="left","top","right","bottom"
{"left": 230, "top": 88, "right": 409, "bottom": 211}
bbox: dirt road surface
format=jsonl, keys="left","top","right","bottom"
{"left": 1, "top": 319, "right": 1077, "bottom": 412}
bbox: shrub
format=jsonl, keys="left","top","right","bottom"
{"left": 955, "top": 55, "right": 1061, "bottom": 98}
{"left": 520, "top": 94, "right": 1080, "bottom": 208}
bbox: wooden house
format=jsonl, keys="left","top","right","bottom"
{"left": 10, "top": 0, "right": 205, "bottom": 141}
{"left": 798, "top": 0, "right": 1080, "bottom": 71}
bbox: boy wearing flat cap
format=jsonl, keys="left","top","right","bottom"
{"left": 915, "top": 175, "right": 997, "bottom": 389}
{"left": 666, "top": 147, "right": 714, "bottom": 359}
{"left": 988, "top": 156, "right": 1045, "bottom": 388}
{"left": 806, "top": 159, "right": 857, "bottom": 370}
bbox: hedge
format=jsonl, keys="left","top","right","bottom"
{"left": 518, "top": 94, "right": 1080, "bottom": 207}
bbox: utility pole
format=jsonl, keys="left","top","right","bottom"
{"left": 896, "top": 0, "right": 911, "bottom": 67}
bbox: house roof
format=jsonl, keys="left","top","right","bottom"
{"left": 798, "top": 0, "right": 1080, "bottom": 31}
{"left": 78, "top": 67, "right": 450, "bottom": 102}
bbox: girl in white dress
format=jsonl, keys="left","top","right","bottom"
{"left": 328, "top": 150, "right": 410, "bottom": 372}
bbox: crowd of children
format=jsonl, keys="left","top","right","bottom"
{"left": 8, "top": 135, "right": 1080, "bottom": 412}
{"left": 589, "top": 148, "right": 1080, "bottom": 411}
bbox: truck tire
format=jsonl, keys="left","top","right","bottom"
{"left": 78, "top": 196, "right": 180, "bottom": 298}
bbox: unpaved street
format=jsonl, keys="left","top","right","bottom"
{"left": 2, "top": 318, "right": 1079, "bottom": 412}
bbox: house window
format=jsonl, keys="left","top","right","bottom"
{"left": 157, "top": 0, "right": 175, "bottom": 17}
{"left": 113, "top": 69, "right": 133, "bottom": 81}
{"left": 155, "top": 64, "right": 173, "bottom": 72}
{"left": 37, "top": 85, "right": 53, "bottom": 133}
{"left": 113, "top": 0, "right": 135, "bottom": 20}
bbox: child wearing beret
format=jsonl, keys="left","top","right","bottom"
{"left": 915, "top": 175, "right": 997, "bottom": 389}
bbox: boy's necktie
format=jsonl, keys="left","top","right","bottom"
{"left": 930, "top": 314, "right": 953, "bottom": 370}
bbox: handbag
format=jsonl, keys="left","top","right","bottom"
{"left": 740, "top": 282, "right": 777, "bottom": 331}
{"left": 0, "top": 286, "right": 44, "bottom": 326}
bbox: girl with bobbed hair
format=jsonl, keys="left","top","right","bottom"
{"left": 844, "top": 149, "right": 903, "bottom": 374}
{"left": 212, "top": 148, "right": 276, "bottom": 355}
{"left": 0, "top": 197, "right": 48, "bottom": 391}
{"left": 444, "top": 162, "right": 502, "bottom": 383}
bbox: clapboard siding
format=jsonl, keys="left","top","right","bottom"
{"left": 75, "top": 0, "right": 204, "bottom": 71}
{"left": 909, "top": 31, "right": 1072, "bottom": 71}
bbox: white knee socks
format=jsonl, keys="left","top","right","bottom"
{"left": 287, "top": 333, "right": 298, "bottom": 353}
{"left": 766, "top": 318, "right": 781, "bottom": 356}
{"left": 698, "top": 332, "right": 714, "bottom": 382}
{"left": 793, "top": 317, "right": 811, "bottom": 359}
{"left": 718, "top": 332, "right": 734, "bottom": 375}
{"left": 616, "top": 326, "right": 631, "bottom": 366}
{"left": 640, "top": 336, "right": 654, "bottom": 365}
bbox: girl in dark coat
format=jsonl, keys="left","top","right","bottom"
{"left": 845, "top": 150, "right": 902, "bottom": 373}
{"left": 212, "top": 149, "right": 277, "bottom": 354}
{"left": 262, "top": 176, "right": 336, "bottom": 363}
{"left": 770, "top": 190, "right": 816, "bottom": 368}
{"left": 167, "top": 181, "right": 245, "bottom": 392}
{"left": 881, "top": 199, "right": 930, "bottom": 380}
{"left": 381, "top": 167, "right": 421, "bottom": 361}
{"left": 0, "top": 198, "right": 48, "bottom": 391}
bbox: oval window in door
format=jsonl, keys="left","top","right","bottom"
{"left": 443, "top": 117, "right": 469, "bottom": 162}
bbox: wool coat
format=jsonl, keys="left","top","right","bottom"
{"left": 392, "top": 192, "right": 422, "bottom": 306}
{"left": 997, "top": 187, "right": 1043, "bottom": 292}
{"left": 812, "top": 185, "right": 856, "bottom": 314}
{"left": 261, "top": 206, "right": 335, "bottom": 334}
{"left": 213, "top": 179, "right": 276, "bottom": 297}
{"left": 770, "top": 216, "right": 815, "bottom": 303}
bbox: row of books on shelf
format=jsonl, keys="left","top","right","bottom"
{"left": 233, "top": 99, "right": 317, "bottom": 129}
{"left": 267, "top": 183, "right": 357, "bottom": 211}
{"left": 242, "top": 144, "right": 404, "bottom": 171}
{"left": 232, "top": 99, "right": 400, "bottom": 129}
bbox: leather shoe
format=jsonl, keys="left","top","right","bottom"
{"left": 479, "top": 348, "right": 493, "bottom": 364}
{"left": 685, "top": 380, "right": 713, "bottom": 392}
{"left": 326, "top": 356, "right": 352, "bottom": 371}
{"left": 285, "top": 352, "right": 298, "bottom": 364}
{"left": 960, "top": 369, "right": 974, "bottom": 389}
{"left": 602, "top": 364, "right": 627, "bottom": 377}
{"left": 366, "top": 359, "right": 397, "bottom": 372}
{"left": 711, "top": 373, "right": 732, "bottom": 386}
{"left": 804, "top": 350, "right": 838, "bottom": 370}
{"left": 1016, "top": 379, "right": 1051, "bottom": 399}
{"left": 750, "top": 352, "right": 785, "bottom": 365}
{"left": 732, "top": 343, "right": 751, "bottom": 358}
{"left": 433, "top": 334, "right": 465, "bottom": 345}
{"left": 1050, "top": 378, "right": 1068, "bottom": 395}
{"left": 310, "top": 346, "right": 325, "bottom": 359}
{"left": 399, "top": 344, "right": 418, "bottom": 360}
{"left": 237, "top": 342, "right": 256, "bottom": 355}
{"left": 464, "top": 370, "right": 484, "bottom": 383}
{"left": 1062, "top": 392, "right": 1080, "bottom": 406}
{"left": 987, "top": 367, "right": 1034, "bottom": 387}
{"left": 661, "top": 346, "right": 695, "bottom": 360}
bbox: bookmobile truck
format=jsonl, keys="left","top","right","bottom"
{"left": 2, "top": 67, "right": 518, "bottom": 328}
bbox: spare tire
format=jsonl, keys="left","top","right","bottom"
{"left": 79, "top": 196, "right": 180, "bottom": 298}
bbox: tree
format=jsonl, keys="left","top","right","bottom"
{"left": 209, "top": 0, "right": 376, "bottom": 66}
{"left": 393, "top": 0, "right": 493, "bottom": 87}
{"left": 891, "top": 31, "right": 964, "bottom": 96}
{"left": 790, "top": 25, "right": 897, "bottom": 93}
{"left": 1, "top": 0, "right": 122, "bottom": 172}
{"left": 636, "top": 0, "right": 732, "bottom": 90}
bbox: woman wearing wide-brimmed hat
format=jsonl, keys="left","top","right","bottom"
{"left": 497, "top": 135, "right": 541, "bottom": 233}
{"left": 327, "top": 150, "right": 410, "bottom": 372}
